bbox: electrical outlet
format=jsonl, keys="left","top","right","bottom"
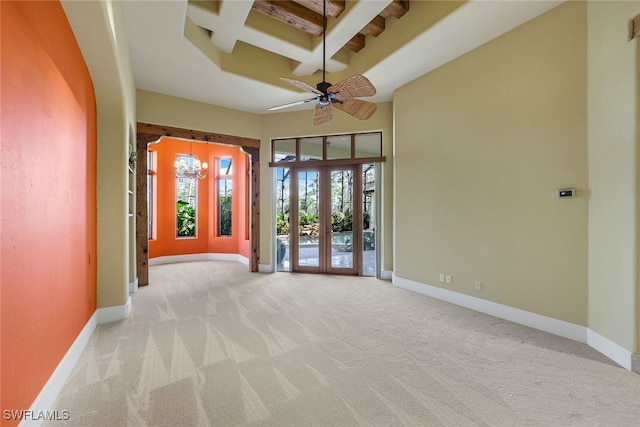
{"left": 439, "top": 273, "right": 445, "bottom": 282}
{"left": 474, "top": 281, "right": 482, "bottom": 291}
{"left": 445, "top": 274, "right": 451, "bottom": 284}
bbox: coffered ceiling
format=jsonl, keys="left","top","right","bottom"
{"left": 122, "top": 1, "right": 564, "bottom": 115}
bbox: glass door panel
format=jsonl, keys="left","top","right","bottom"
{"left": 296, "top": 169, "right": 321, "bottom": 271}
{"left": 329, "top": 168, "right": 355, "bottom": 271}
{"left": 362, "top": 164, "right": 376, "bottom": 277}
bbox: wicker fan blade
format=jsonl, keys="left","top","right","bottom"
{"left": 280, "top": 77, "right": 322, "bottom": 95}
{"left": 313, "top": 104, "right": 333, "bottom": 126}
{"left": 332, "top": 98, "right": 377, "bottom": 120}
{"left": 328, "top": 75, "right": 376, "bottom": 99}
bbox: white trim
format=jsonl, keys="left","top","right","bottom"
{"left": 392, "top": 275, "right": 640, "bottom": 370}
{"left": 393, "top": 275, "right": 588, "bottom": 343}
{"left": 210, "top": 253, "right": 249, "bottom": 265}
{"left": 587, "top": 329, "right": 633, "bottom": 371}
{"left": 380, "top": 269, "right": 393, "bottom": 280}
{"left": 97, "top": 296, "right": 131, "bottom": 324}
{"left": 259, "top": 263, "right": 273, "bottom": 273}
{"left": 19, "top": 313, "right": 97, "bottom": 427}
{"left": 129, "top": 277, "right": 138, "bottom": 294}
{"left": 148, "top": 253, "right": 209, "bottom": 265}
{"left": 148, "top": 253, "right": 249, "bottom": 266}
{"left": 222, "top": 254, "right": 249, "bottom": 265}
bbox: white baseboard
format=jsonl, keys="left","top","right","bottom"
{"left": 209, "top": 253, "right": 249, "bottom": 265}
{"left": 149, "top": 253, "right": 249, "bottom": 266}
{"left": 380, "top": 269, "right": 393, "bottom": 280}
{"left": 393, "top": 275, "right": 588, "bottom": 343}
{"left": 392, "top": 275, "right": 640, "bottom": 371}
{"left": 259, "top": 264, "right": 273, "bottom": 273}
{"left": 20, "top": 313, "right": 97, "bottom": 427}
{"left": 97, "top": 296, "right": 131, "bottom": 324}
{"left": 20, "top": 297, "right": 134, "bottom": 427}
{"left": 129, "top": 277, "right": 138, "bottom": 294}
{"left": 587, "top": 329, "right": 634, "bottom": 371}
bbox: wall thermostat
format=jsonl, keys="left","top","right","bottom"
{"left": 557, "top": 188, "right": 576, "bottom": 198}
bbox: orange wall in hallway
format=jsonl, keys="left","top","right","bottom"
{"left": 148, "top": 138, "right": 250, "bottom": 260}
{"left": 1, "top": 2, "right": 97, "bottom": 423}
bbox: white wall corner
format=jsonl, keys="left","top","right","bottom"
{"left": 587, "top": 329, "right": 633, "bottom": 371}
{"left": 20, "top": 312, "right": 97, "bottom": 427}
{"left": 381, "top": 269, "right": 393, "bottom": 280}
{"left": 97, "top": 296, "right": 132, "bottom": 324}
{"left": 392, "top": 275, "right": 588, "bottom": 344}
{"left": 129, "top": 277, "right": 138, "bottom": 294}
{"left": 259, "top": 264, "right": 273, "bottom": 273}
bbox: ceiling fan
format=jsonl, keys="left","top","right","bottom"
{"left": 268, "top": 0, "right": 377, "bottom": 126}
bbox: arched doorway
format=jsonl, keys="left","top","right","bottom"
{"left": 136, "top": 122, "right": 260, "bottom": 286}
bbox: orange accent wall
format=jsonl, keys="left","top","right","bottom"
{"left": 148, "top": 138, "right": 250, "bottom": 259}
{"left": 1, "top": 2, "right": 97, "bottom": 423}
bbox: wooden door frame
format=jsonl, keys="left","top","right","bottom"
{"left": 136, "top": 122, "right": 261, "bottom": 286}
{"left": 325, "top": 163, "right": 362, "bottom": 276}
{"left": 289, "top": 165, "right": 323, "bottom": 274}
{"left": 288, "top": 164, "right": 362, "bottom": 276}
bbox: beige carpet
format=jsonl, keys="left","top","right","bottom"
{"left": 47, "top": 261, "right": 640, "bottom": 426}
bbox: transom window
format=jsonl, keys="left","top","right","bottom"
{"left": 270, "top": 132, "right": 384, "bottom": 166}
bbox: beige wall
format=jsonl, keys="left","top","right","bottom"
{"left": 587, "top": 1, "right": 640, "bottom": 353}
{"left": 394, "top": 2, "right": 589, "bottom": 324}
{"left": 137, "top": 90, "right": 262, "bottom": 139}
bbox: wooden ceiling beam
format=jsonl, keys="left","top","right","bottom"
{"left": 292, "top": 0, "right": 345, "bottom": 18}
{"left": 251, "top": 0, "right": 409, "bottom": 55}
{"left": 360, "top": 15, "right": 385, "bottom": 37}
{"left": 252, "top": 0, "right": 324, "bottom": 36}
{"left": 385, "top": 0, "right": 410, "bottom": 19}
{"left": 344, "top": 33, "right": 365, "bottom": 53}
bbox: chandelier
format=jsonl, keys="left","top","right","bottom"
{"left": 174, "top": 143, "right": 208, "bottom": 179}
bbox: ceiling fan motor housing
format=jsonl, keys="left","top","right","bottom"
{"left": 316, "top": 81, "right": 332, "bottom": 94}
{"left": 317, "top": 81, "right": 335, "bottom": 106}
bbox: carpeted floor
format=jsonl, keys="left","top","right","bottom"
{"left": 47, "top": 261, "right": 640, "bottom": 426}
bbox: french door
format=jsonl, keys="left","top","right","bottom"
{"left": 273, "top": 132, "right": 383, "bottom": 277}
{"left": 288, "top": 165, "right": 362, "bottom": 275}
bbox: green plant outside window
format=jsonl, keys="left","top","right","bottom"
{"left": 176, "top": 155, "right": 197, "bottom": 237}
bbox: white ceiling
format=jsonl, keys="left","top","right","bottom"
{"left": 122, "top": 0, "right": 564, "bottom": 115}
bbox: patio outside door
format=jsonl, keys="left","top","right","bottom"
{"left": 290, "top": 165, "right": 360, "bottom": 275}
